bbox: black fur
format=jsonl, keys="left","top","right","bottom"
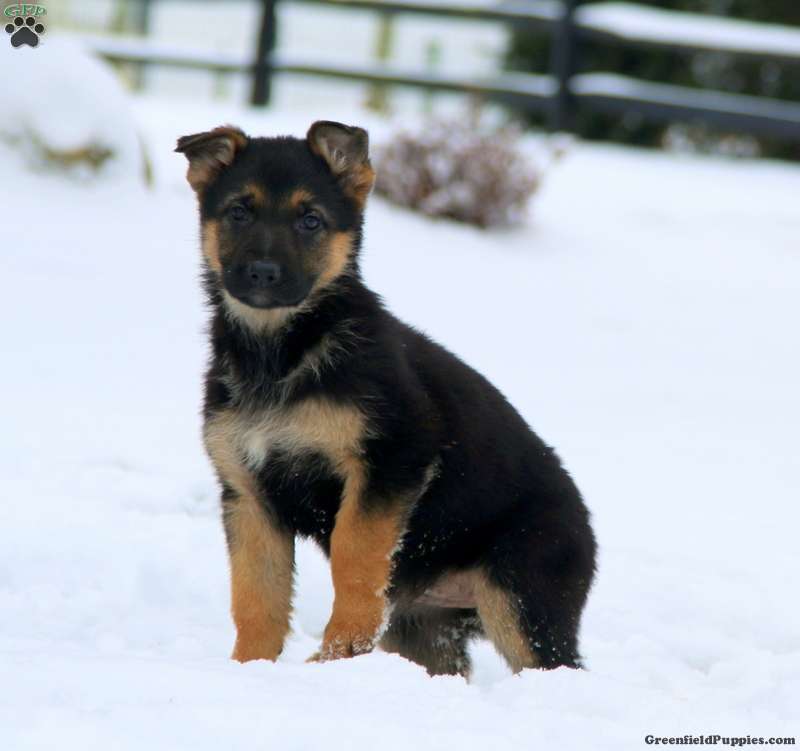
{"left": 189, "top": 125, "right": 596, "bottom": 674}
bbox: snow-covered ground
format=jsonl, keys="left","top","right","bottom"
{"left": 2, "top": 42, "right": 800, "bottom": 750}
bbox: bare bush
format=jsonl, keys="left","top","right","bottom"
{"left": 374, "top": 117, "right": 541, "bottom": 228}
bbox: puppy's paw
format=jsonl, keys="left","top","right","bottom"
{"left": 307, "top": 621, "right": 377, "bottom": 663}
{"left": 232, "top": 636, "right": 282, "bottom": 663}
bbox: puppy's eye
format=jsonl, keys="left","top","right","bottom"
{"left": 300, "top": 213, "right": 322, "bottom": 232}
{"left": 228, "top": 204, "right": 250, "bottom": 223}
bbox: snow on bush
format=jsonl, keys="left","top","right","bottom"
{"left": 374, "top": 116, "right": 541, "bottom": 228}
{"left": 0, "top": 37, "right": 144, "bottom": 181}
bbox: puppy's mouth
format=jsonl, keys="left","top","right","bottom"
{"left": 222, "top": 267, "right": 314, "bottom": 310}
{"left": 226, "top": 286, "right": 311, "bottom": 310}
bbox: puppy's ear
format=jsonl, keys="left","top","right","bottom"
{"left": 307, "top": 121, "right": 375, "bottom": 209}
{"left": 175, "top": 125, "right": 248, "bottom": 193}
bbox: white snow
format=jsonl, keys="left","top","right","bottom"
{"left": 0, "top": 38, "right": 142, "bottom": 179}
{"left": 2, "top": 41, "right": 800, "bottom": 751}
{"left": 576, "top": 2, "right": 800, "bottom": 60}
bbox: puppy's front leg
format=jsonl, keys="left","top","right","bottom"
{"left": 206, "top": 411, "right": 295, "bottom": 663}
{"left": 311, "top": 463, "right": 408, "bottom": 661}
{"left": 225, "top": 491, "right": 295, "bottom": 663}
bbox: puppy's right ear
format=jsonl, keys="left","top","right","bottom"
{"left": 175, "top": 125, "right": 248, "bottom": 193}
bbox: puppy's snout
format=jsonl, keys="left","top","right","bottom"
{"left": 246, "top": 260, "right": 282, "bottom": 288}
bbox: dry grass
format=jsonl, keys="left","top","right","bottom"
{"left": 374, "top": 116, "right": 541, "bottom": 228}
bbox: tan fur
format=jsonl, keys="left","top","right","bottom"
{"left": 285, "top": 188, "right": 313, "bottom": 211}
{"left": 222, "top": 397, "right": 368, "bottom": 474}
{"left": 207, "top": 399, "right": 379, "bottom": 663}
{"left": 204, "top": 410, "right": 259, "bottom": 499}
{"left": 406, "top": 567, "right": 538, "bottom": 673}
{"left": 205, "top": 399, "right": 366, "bottom": 493}
{"left": 473, "top": 570, "right": 538, "bottom": 673}
{"left": 181, "top": 126, "right": 247, "bottom": 193}
{"left": 219, "top": 183, "right": 269, "bottom": 212}
{"left": 315, "top": 460, "right": 407, "bottom": 660}
{"left": 219, "top": 231, "right": 356, "bottom": 331}
{"left": 204, "top": 412, "right": 295, "bottom": 662}
{"left": 307, "top": 122, "right": 375, "bottom": 209}
{"left": 343, "top": 163, "right": 376, "bottom": 210}
{"left": 313, "top": 456, "right": 440, "bottom": 660}
{"left": 202, "top": 186, "right": 267, "bottom": 279}
{"left": 227, "top": 494, "right": 295, "bottom": 662}
{"left": 204, "top": 198, "right": 357, "bottom": 335}
{"left": 415, "top": 569, "right": 478, "bottom": 609}
{"left": 244, "top": 182, "right": 269, "bottom": 210}
{"left": 202, "top": 219, "right": 222, "bottom": 274}
{"left": 314, "top": 231, "right": 355, "bottom": 290}
{"left": 205, "top": 395, "right": 409, "bottom": 664}
{"left": 221, "top": 290, "right": 297, "bottom": 333}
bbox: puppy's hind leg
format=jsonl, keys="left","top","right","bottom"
{"left": 380, "top": 607, "right": 482, "bottom": 678}
{"left": 475, "top": 528, "right": 595, "bottom": 672}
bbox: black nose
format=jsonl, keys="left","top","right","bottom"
{"left": 246, "top": 261, "right": 282, "bottom": 288}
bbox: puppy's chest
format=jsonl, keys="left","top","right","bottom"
{"left": 205, "top": 397, "right": 366, "bottom": 539}
{"left": 205, "top": 396, "right": 366, "bottom": 483}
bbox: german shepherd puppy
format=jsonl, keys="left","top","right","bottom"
{"left": 176, "top": 121, "right": 596, "bottom": 676}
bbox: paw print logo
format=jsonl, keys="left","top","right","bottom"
{"left": 5, "top": 16, "right": 45, "bottom": 48}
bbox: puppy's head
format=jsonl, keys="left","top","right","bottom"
{"left": 176, "top": 121, "right": 374, "bottom": 317}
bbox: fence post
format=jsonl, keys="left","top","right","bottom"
{"left": 548, "top": 0, "right": 578, "bottom": 132}
{"left": 365, "top": 12, "right": 396, "bottom": 113}
{"left": 119, "top": 0, "right": 152, "bottom": 90}
{"left": 252, "top": 0, "right": 278, "bottom": 106}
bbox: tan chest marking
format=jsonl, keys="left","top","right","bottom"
{"left": 205, "top": 398, "right": 367, "bottom": 484}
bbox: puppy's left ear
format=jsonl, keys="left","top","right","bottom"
{"left": 307, "top": 121, "right": 375, "bottom": 209}
{"left": 175, "top": 125, "right": 248, "bottom": 193}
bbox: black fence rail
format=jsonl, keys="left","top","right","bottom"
{"left": 85, "top": 0, "right": 800, "bottom": 142}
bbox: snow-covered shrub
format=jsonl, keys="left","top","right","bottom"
{"left": 662, "top": 123, "right": 760, "bottom": 159}
{"left": 374, "top": 117, "right": 541, "bottom": 228}
{"left": 0, "top": 37, "right": 145, "bottom": 181}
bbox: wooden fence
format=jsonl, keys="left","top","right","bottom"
{"left": 85, "top": 0, "right": 800, "bottom": 141}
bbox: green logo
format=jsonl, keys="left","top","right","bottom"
{"left": 4, "top": 3, "right": 45, "bottom": 47}
{"left": 4, "top": 4, "right": 46, "bottom": 17}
